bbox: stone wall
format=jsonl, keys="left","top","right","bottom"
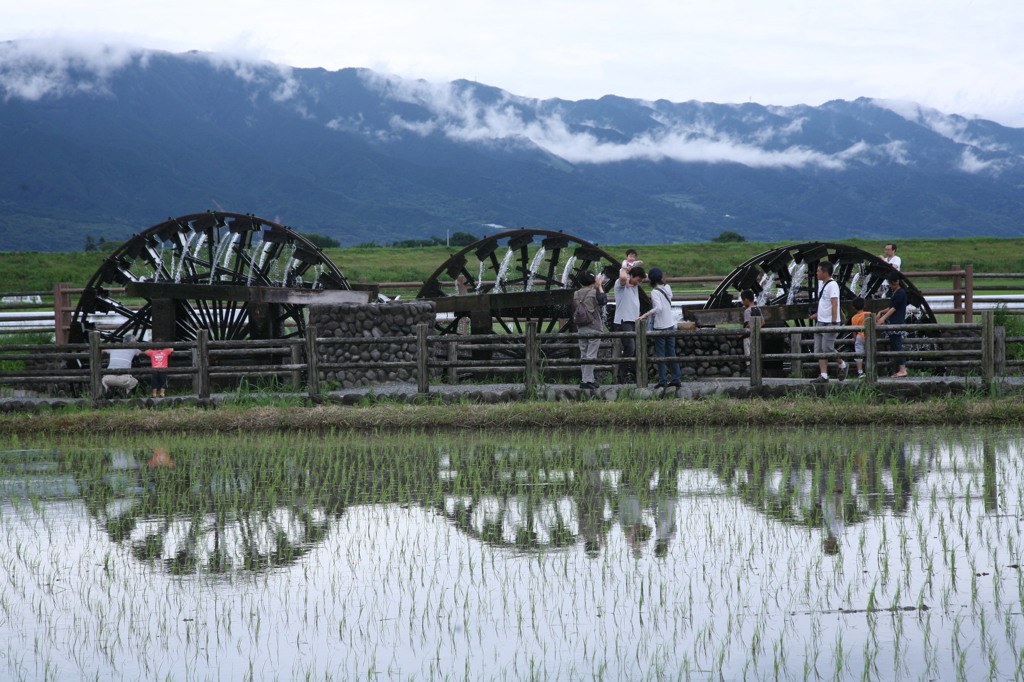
{"left": 309, "top": 301, "right": 436, "bottom": 388}
{"left": 669, "top": 334, "right": 745, "bottom": 378}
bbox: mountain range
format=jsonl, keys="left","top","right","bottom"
{"left": 2, "top": 40, "right": 1024, "bottom": 252}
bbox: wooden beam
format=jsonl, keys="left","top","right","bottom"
{"left": 688, "top": 299, "right": 889, "bottom": 326}
{"left": 127, "top": 282, "right": 371, "bottom": 306}
{"left": 431, "top": 289, "right": 574, "bottom": 314}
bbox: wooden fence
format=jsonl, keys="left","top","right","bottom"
{"left": 0, "top": 310, "right": 1017, "bottom": 401}
{"left": 0, "top": 265, "right": 1018, "bottom": 343}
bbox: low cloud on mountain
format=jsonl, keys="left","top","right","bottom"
{"left": 0, "top": 40, "right": 297, "bottom": 103}
{"left": 0, "top": 39, "right": 142, "bottom": 100}
{"left": 872, "top": 98, "right": 1010, "bottom": 153}
{"left": 360, "top": 71, "right": 901, "bottom": 170}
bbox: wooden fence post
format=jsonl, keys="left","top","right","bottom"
{"left": 994, "top": 325, "right": 1006, "bottom": 376}
{"left": 305, "top": 324, "right": 321, "bottom": 397}
{"left": 749, "top": 316, "right": 762, "bottom": 387}
{"left": 790, "top": 332, "right": 803, "bottom": 379}
{"left": 447, "top": 340, "right": 459, "bottom": 384}
{"left": 864, "top": 313, "right": 877, "bottom": 385}
{"left": 611, "top": 337, "right": 622, "bottom": 383}
{"left": 52, "top": 282, "right": 72, "bottom": 345}
{"left": 635, "top": 323, "right": 648, "bottom": 388}
{"left": 965, "top": 264, "right": 975, "bottom": 324}
{"left": 524, "top": 321, "right": 541, "bottom": 393}
{"left": 952, "top": 264, "right": 962, "bottom": 324}
{"left": 193, "top": 330, "right": 210, "bottom": 399}
{"left": 290, "top": 340, "right": 303, "bottom": 390}
{"left": 982, "top": 310, "right": 994, "bottom": 391}
{"left": 89, "top": 330, "right": 103, "bottom": 400}
{"left": 416, "top": 323, "right": 430, "bottom": 394}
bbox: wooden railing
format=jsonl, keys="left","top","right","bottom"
{"left": 0, "top": 311, "right": 1013, "bottom": 401}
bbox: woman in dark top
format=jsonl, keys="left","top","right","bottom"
{"left": 876, "top": 275, "right": 908, "bottom": 377}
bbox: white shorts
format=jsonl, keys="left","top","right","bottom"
{"left": 102, "top": 374, "right": 138, "bottom": 391}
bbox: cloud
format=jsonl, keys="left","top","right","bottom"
{"left": 360, "top": 72, "right": 895, "bottom": 170}
{"left": 0, "top": 40, "right": 300, "bottom": 108}
{"left": 183, "top": 50, "right": 299, "bottom": 102}
{"left": 0, "top": 39, "right": 141, "bottom": 100}
{"left": 747, "top": 115, "right": 807, "bottom": 145}
{"left": 958, "top": 149, "right": 1005, "bottom": 175}
{"left": 872, "top": 98, "right": 1008, "bottom": 153}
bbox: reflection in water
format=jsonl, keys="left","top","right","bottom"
{"left": 4, "top": 429, "right": 1004, "bottom": 575}
{"left": 65, "top": 447, "right": 345, "bottom": 574}
{"left": 0, "top": 428, "right": 1019, "bottom": 681}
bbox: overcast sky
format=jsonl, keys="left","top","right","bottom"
{"left": 5, "top": 0, "right": 1024, "bottom": 126}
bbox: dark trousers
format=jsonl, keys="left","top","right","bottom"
{"left": 653, "top": 329, "right": 681, "bottom": 384}
{"left": 888, "top": 331, "right": 905, "bottom": 369}
{"left": 617, "top": 321, "right": 636, "bottom": 381}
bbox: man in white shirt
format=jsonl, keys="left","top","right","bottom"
{"left": 613, "top": 264, "right": 646, "bottom": 382}
{"left": 882, "top": 243, "right": 901, "bottom": 271}
{"left": 808, "top": 262, "right": 848, "bottom": 384}
{"left": 101, "top": 334, "right": 140, "bottom": 396}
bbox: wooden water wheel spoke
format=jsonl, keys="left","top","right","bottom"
{"left": 494, "top": 315, "right": 516, "bottom": 335}
{"left": 108, "top": 302, "right": 153, "bottom": 339}
{"left": 167, "top": 299, "right": 206, "bottom": 339}
{"left": 274, "top": 306, "right": 305, "bottom": 339}
{"left": 169, "top": 300, "right": 202, "bottom": 338}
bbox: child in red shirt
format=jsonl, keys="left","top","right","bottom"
{"left": 144, "top": 347, "right": 174, "bottom": 397}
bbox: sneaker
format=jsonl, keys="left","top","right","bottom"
{"left": 810, "top": 376, "right": 829, "bottom": 384}
{"left": 837, "top": 364, "right": 849, "bottom": 382}
{"left": 668, "top": 381, "right": 682, "bottom": 388}
{"left": 857, "top": 373, "right": 865, "bottom": 379}
{"left": 580, "top": 382, "right": 598, "bottom": 390}
{"left": 654, "top": 382, "right": 667, "bottom": 389}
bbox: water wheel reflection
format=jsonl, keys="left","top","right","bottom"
{"left": 72, "top": 448, "right": 342, "bottom": 575}
{"left": 45, "top": 431, "right": 1000, "bottom": 573}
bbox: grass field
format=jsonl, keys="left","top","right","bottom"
{"left": 3, "top": 391, "right": 1024, "bottom": 434}
{"left": 3, "top": 237, "right": 1024, "bottom": 293}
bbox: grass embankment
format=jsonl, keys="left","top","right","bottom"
{"left": 3, "top": 394, "right": 1023, "bottom": 434}
{"left": 5, "top": 237, "right": 1024, "bottom": 291}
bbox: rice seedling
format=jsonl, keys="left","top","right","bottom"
{"left": 0, "top": 426, "right": 1021, "bottom": 680}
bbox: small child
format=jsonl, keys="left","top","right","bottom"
{"left": 621, "top": 248, "right": 643, "bottom": 271}
{"left": 849, "top": 297, "right": 867, "bottom": 378}
{"left": 144, "top": 346, "right": 174, "bottom": 397}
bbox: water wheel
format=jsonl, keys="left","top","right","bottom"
{"left": 703, "top": 241, "right": 935, "bottom": 324}
{"left": 416, "top": 228, "right": 641, "bottom": 335}
{"left": 70, "top": 211, "right": 351, "bottom": 343}
{"left": 698, "top": 242, "right": 936, "bottom": 374}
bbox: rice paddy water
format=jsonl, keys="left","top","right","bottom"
{"left": 0, "top": 427, "right": 1021, "bottom": 680}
